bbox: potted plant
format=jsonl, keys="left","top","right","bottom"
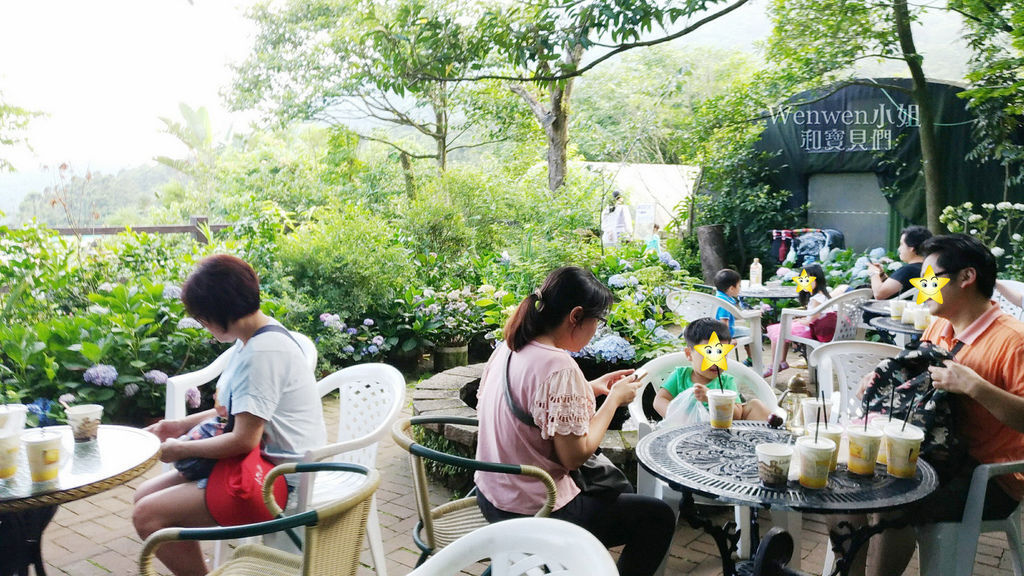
{"left": 427, "top": 287, "right": 485, "bottom": 372}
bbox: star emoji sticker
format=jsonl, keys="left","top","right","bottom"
{"left": 794, "top": 269, "right": 816, "bottom": 294}
{"left": 695, "top": 332, "right": 735, "bottom": 372}
{"left": 909, "top": 264, "right": 950, "bottom": 304}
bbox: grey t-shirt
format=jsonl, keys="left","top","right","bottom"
{"left": 216, "top": 321, "right": 326, "bottom": 460}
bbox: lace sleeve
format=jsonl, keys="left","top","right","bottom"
{"left": 531, "top": 368, "right": 595, "bottom": 440}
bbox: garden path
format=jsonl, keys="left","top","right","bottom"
{"left": 38, "top": 392, "right": 1019, "bottom": 575}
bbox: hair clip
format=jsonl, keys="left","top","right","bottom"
{"left": 533, "top": 289, "right": 544, "bottom": 311}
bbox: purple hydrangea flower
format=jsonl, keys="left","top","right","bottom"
{"left": 346, "top": 327, "right": 358, "bottom": 335}
{"left": 58, "top": 393, "right": 76, "bottom": 405}
{"left": 124, "top": 383, "right": 140, "bottom": 398}
{"left": 363, "top": 318, "right": 374, "bottom": 326}
{"left": 144, "top": 370, "right": 168, "bottom": 385}
{"left": 84, "top": 364, "right": 118, "bottom": 387}
{"left": 177, "top": 317, "right": 203, "bottom": 330}
{"left": 185, "top": 387, "right": 202, "bottom": 409}
{"left": 367, "top": 344, "right": 379, "bottom": 354}
{"left": 371, "top": 335, "right": 385, "bottom": 346}
{"left": 342, "top": 345, "right": 355, "bottom": 354}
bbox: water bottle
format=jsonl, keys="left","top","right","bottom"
{"left": 749, "top": 258, "right": 763, "bottom": 287}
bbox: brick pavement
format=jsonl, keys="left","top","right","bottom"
{"left": 37, "top": 391, "right": 1020, "bottom": 575}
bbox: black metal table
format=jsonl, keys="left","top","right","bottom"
{"left": 636, "top": 421, "right": 938, "bottom": 576}
{"left": 740, "top": 285, "right": 799, "bottom": 301}
{"left": 868, "top": 316, "right": 923, "bottom": 347}
{"left": 859, "top": 300, "right": 893, "bottom": 317}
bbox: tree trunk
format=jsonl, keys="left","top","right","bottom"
{"left": 399, "top": 152, "right": 416, "bottom": 200}
{"left": 547, "top": 82, "right": 570, "bottom": 191}
{"left": 697, "top": 224, "right": 727, "bottom": 284}
{"left": 435, "top": 82, "right": 449, "bottom": 171}
{"left": 894, "top": 0, "right": 944, "bottom": 232}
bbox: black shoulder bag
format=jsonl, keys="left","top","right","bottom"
{"left": 502, "top": 349, "right": 634, "bottom": 498}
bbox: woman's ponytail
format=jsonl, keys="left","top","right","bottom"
{"left": 503, "top": 267, "right": 613, "bottom": 352}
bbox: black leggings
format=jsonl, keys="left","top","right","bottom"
{"left": 477, "top": 490, "right": 675, "bottom": 576}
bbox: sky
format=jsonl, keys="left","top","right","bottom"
{"left": 0, "top": 0, "right": 257, "bottom": 213}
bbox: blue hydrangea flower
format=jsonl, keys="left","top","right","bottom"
{"left": 162, "top": 285, "right": 182, "bottom": 300}
{"left": 643, "top": 319, "right": 657, "bottom": 330}
{"left": 627, "top": 276, "right": 639, "bottom": 286}
{"left": 84, "top": 364, "right": 118, "bottom": 387}
{"left": 582, "top": 334, "right": 636, "bottom": 363}
{"left": 185, "top": 387, "right": 202, "bottom": 409}
{"left": 346, "top": 327, "right": 358, "bottom": 335}
{"left": 499, "top": 251, "right": 512, "bottom": 266}
{"left": 618, "top": 259, "right": 632, "bottom": 270}
{"left": 27, "top": 398, "right": 58, "bottom": 426}
{"left": 124, "top": 383, "right": 140, "bottom": 398}
{"left": 343, "top": 345, "right": 355, "bottom": 354}
{"left": 367, "top": 345, "right": 380, "bottom": 354}
{"left": 363, "top": 318, "right": 375, "bottom": 326}
{"left": 371, "top": 335, "right": 385, "bottom": 346}
{"left": 658, "top": 251, "right": 672, "bottom": 265}
{"left": 653, "top": 327, "right": 676, "bottom": 341}
{"left": 177, "top": 317, "right": 203, "bottom": 330}
{"left": 668, "top": 259, "right": 680, "bottom": 270}
{"left": 608, "top": 274, "right": 627, "bottom": 289}
{"left": 144, "top": 370, "right": 168, "bottom": 385}
{"left": 869, "top": 247, "right": 886, "bottom": 260}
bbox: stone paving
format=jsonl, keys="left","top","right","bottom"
{"left": 37, "top": 384, "right": 1021, "bottom": 575}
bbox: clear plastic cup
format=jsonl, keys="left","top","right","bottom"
{"left": 797, "top": 436, "right": 835, "bottom": 489}
{"left": 0, "top": 404, "right": 28, "bottom": 432}
{"left": 801, "top": 397, "right": 829, "bottom": 428}
{"left": 65, "top": 404, "right": 103, "bottom": 443}
{"left": 707, "top": 389, "right": 736, "bottom": 429}
{"left": 884, "top": 422, "right": 925, "bottom": 479}
{"left": 914, "top": 309, "right": 932, "bottom": 330}
{"left": 867, "top": 415, "right": 890, "bottom": 464}
{"left": 847, "top": 425, "right": 884, "bottom": 476}
{"left": 756, "top": 443, "right": 793, "bottom": 487}
{"left": 0, "top": 431, "right": 19, "bottom": 479}
{"left": 23, "top": 429, "right": 63, "bottom": 483}
{"left": 804, "top": 423, "right": 843, "bottom": 472}
{"left": 889, "top": 299, "right": 907, "bottom": 320}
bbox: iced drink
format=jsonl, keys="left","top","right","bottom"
{"left": 0, "top": 404, "right": 27, "bottom": 432}
{"left": 804, "top": 423, "right": 843, "bottom": 472}
{"left": 66, "top": 404, "right": 103, "bottom": 443}
{"left": 885, "top": 422, "right": 924, "bottom": 479}
{"left": 801, "top": 397, "right": 829, "bottom": 429}
{"left": 797, "top": 436, "right": 835, "bottom": 489}
{"left": 756, "top": 443, "right": 793, "bottom": 487}
{"left": 707, "top": 389, "right": 736, "bottom": 429}
{"left": 867, "top": 415, "right": 890, "bottom": 464}
{"left": 847, "top": 425, "right": 883, "bottom": 476}
{"left": 889, "top": 299, "right": 907, "bottom": 320}
{"left": 0, "top": 431, "right": 19, "bottom": 479}
{"left": 23, "top": 429, "right": 62, "bottom": 483}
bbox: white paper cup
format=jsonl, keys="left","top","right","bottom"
{"left": 0, "top": 431, "right": 19, "bottom": 479}
{"left": 23, "top": 429, "right": 63, "bottom": 482}
{"left": 867, "top": 415, "right": 891, "bottom": 464}
{"left": 889, "top": 299, "right": 907, "bottom": 319}
{"left": 797, "top": 436, "right": 835, "bottom": 489}
{"left": 804, "top": 423, "right": 843, "bottom": 472}
{"left": 707, "top": 389, "right": 737, "bottom": 429}
{"left": 756, "top": 443, "right": 793, "bottom": 487}
{"left": 65, "top": 404, "right": 103, "bottom": 443}
{"left": 801, "top": 398, "right": 830, "bottom": 428}
{"left": 884, "top": 422, "right": 925, "bottom": 479}
{"left": 0, "top": 404, "right": 28, "bottom": 432}
{"left": 847, "top": 425, "right": 884, "bottom": 476}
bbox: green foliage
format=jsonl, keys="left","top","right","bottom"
{"left": 0, "top": 88, "right": 40, "bottom": 172}
{"left": 277, "top": 204, "right": 416, "bottom": 320}
{"left": 941, "top": 201, "right": 1024, "bottom": 279}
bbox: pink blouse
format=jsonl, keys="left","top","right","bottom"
{"left": 474, "top": 341, "right": 595, "bottom": 514}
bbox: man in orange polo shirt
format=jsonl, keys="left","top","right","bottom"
{"left": 831, "top": 234, "right": 1024, "bottom": 576}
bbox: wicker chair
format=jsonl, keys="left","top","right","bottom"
{"left": 138, "top": 462, "right": 379, "bottom": 576}
{"left": 391, "top": 415, "right": 557, "bottom": 567}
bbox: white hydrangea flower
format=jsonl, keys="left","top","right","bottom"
{"left": 997, "top": 201, "right": 1013, "bottom": 211}
{"left": 968, "top": 214, "right": 982, "bottom": 223}
{"left": 1013, "top": 234, "right": 1022, "bottom": 242}
{"left": 992, "top": 247, "right": 1006, "bottom": 257}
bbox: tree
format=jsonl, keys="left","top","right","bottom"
{"left": 230, "top": 0, "right": 500, "bottom": 172}
{"left": 953, "top": 0, "right": 1024, "bottom": 199}
{"left": 0, "top": 89, "right": 39, "bottom": 173}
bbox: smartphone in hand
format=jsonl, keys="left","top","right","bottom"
{"left": 630, "top": 369, "right": 649, "bottom": 383}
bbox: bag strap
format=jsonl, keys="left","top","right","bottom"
{"left": 503, "top": 349, "right": 540, "bottom": 429}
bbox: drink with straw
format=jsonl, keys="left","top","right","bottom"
{"left": 847, "top": 425, "right": 883, "bottom": 476}
{"left": 707, "top": 389, "right": 736, "bottom": 429}
{"left": 797, "top": 436, "right": 835, "bottom": 489}
{"left": 884, "top": 422, "right": 924, "bottom": 478}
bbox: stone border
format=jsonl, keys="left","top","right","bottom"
{"left": 411, "top": 364, "right": 638, "bottom": 477}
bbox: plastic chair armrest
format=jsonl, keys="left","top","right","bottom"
{"left": 737, "top": 309, "right": 763, "bottom": 319}
{"left": 304, "top": 434, "right": 382, "bottom": 462}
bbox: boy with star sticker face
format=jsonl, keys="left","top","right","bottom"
{"left": 654, "top": 318, "right": 772, "bottom": 421}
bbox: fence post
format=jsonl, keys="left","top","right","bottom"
{"left": 190, "top": 216, "right": 209, "bottom": 244}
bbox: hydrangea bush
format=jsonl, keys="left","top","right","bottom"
{"left": 941, "top": 201, "right": 1024, "bottom": 279}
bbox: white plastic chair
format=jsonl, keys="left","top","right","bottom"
{"left": 627, "top": 352, "right": 790, "bottom": 568}
{"left": 916, "top": 460, "right": 1024, "bottom": 576}
{"left": 995, "top": 279, "right": 1024, "bottom": 320}
{"left": 667, "top": 290, "right": 765, "bottom": 376}
{"left": 407, "top": 517, "right": 618, "bottom": 576}
{"left": 808, "top": 341, "right": 901, "bottom": 425}
{"left": 768, "top": 288, "right": 872, "bottom": 388}
{"left": 266, "top": 363, "right": 407, "bottom": 576}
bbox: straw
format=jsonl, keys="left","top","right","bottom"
{"left": 901, "top": 390, "right": 923, "bottom": 432}
{"left": 862, "top": 395, "right": 869, "bottom": 432}
{"left": 820, "top": 390, "right": 829, "bottom": 425}
{"left": 714, "top": 366, "right": 725, "bottom": 392}
{"left": 814, "top": 404, "right": 822, "bottom": 443}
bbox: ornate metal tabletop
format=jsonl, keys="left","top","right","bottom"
{"left": 869, "top": 316, "right": 924, "bottom": 337}
{"left": 859, "top": 299, "right": 893, "bottom": 317}
{"left": 636, "top": 421, "right": 938, "bottom": 514}
{"left": 1, "top": 425, "right": 160, "bottom": 513}
{"left": 739, "top": 285, "right": 798, "bottom": 300}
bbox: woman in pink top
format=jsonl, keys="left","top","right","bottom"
{"left": 475, "top": 266, "right": 675, "bottom": 576}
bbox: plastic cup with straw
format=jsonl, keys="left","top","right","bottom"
{"left": 707, "top": 366, "right": 736, "bottom": 429}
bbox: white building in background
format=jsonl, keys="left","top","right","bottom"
{"left": 580, "top": 162, "right": 701, "bottom": 240}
